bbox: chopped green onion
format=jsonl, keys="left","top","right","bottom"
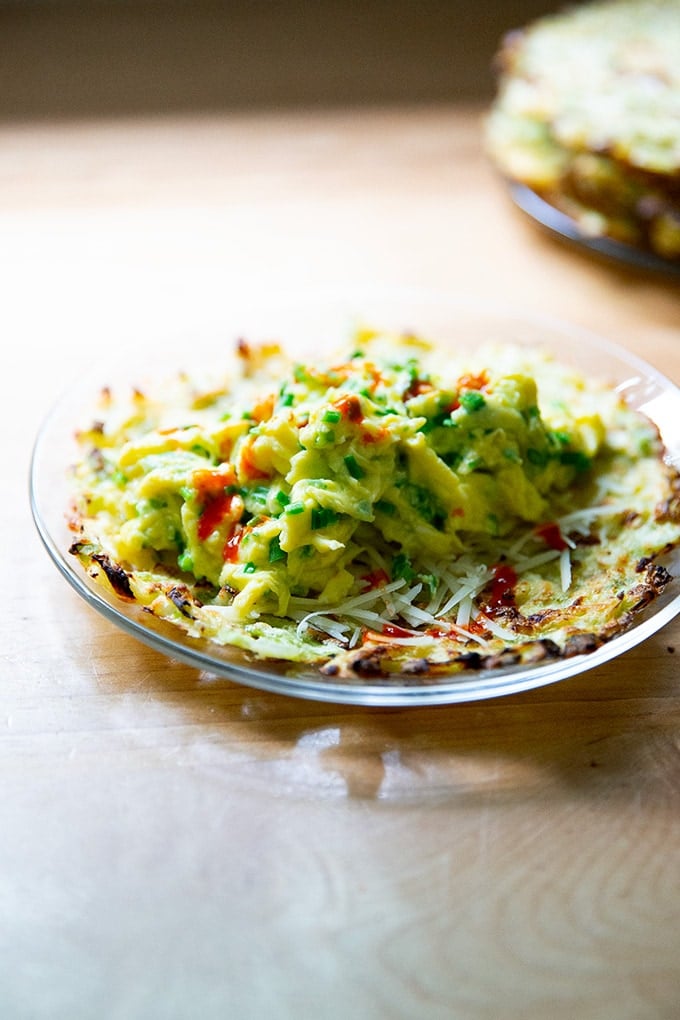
{"left": 559, "top": 449, "right": 591, "bottom": 471}
{"left": 400, "top": 480, "right": 440, "bottom": 523}
{"left": 243, "top": 561, "right": 257, "bottom": 574}
{"left": 392, "top": 552, "right": 416, "bottom": 583}
{"left": 459, "top": 391, "right": 486, "bottom": 412}
{"left": 275, "top": 489, "right": 290, "bottom": 506}
{"left": 311, "top": 506, "right": 339, "bottom": 530}
{"left": 245, "top": 486, "right": 270, "bottom": 512}
{"left": 268, "top": 536, "right": 286, "bottom": 563}
{"left": 323, "top": 408, "right": 342, "bottom": 424}
{"left": 314, "top": 428, "right": 336, "bottom": 447}
{"left": 178, "top": 551, "right": 194, "bottom": 573}
{"left": 375, "top": 499, "right": 396, "bottom": 516}
{"left": 344, "top": 454, "right": 364, "bottom": 479}
{"left": 527, "top": 447, "right": 549, "bottom": 467}
{"left": 419, "top": 409, "right": 457, "bottom": 434}
{"left": 285, "top": 501, "right": 305, "bottom": 515}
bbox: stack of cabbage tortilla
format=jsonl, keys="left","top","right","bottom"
{"left": 485, "top": 0, "right": 680, "bottom": 262}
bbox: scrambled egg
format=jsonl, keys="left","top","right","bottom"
{"left": 69, "top": 330, "right": 680, "bottom": 673}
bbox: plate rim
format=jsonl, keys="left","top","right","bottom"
{"left": 509, "top": 181, "right": 680, "bottom": 279}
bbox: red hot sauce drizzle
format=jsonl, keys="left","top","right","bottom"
{"left": 381, "top": 622, "right": 417, "bottom": 639}
{"left": 197, "top": 491, "right": 236, "bottom": 542}
{"left": 361, "top": 568, "right": 390, "bottom": 590}
{"left": 535, "top": 521, "right": 568, "bottom": 551}
{"left": 223, "top": 525, "right": 244, "bottom": 562}
{"left": 335, "top": 394, "right": 364, "bottom": 424}
{"left": 194, "top": 469, "right": 240, "bottom": 543}
{"left": 485, "top": 563, "right": 518, "bottom": 613}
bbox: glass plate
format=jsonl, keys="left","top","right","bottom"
{"left": 30, "top": 290, "right": 680, "bottom": 706}
{"left": 509, "top": 183, "right": 680, "bottom": 279}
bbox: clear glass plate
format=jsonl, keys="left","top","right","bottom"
{"left": 509, "top": 183, "right": 680, "bottom": 279}
{"left": 30, "top": 290, "right": 680, "bottom": 706}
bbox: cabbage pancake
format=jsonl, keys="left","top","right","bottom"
{"left": 486, "top": 0, "right": 680, "bottom": 261}
{"left": 69, "top": 330, "right": 680, "bottom": 678}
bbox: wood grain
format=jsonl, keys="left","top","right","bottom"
{"left": 3, "top": 97, "right": 680, "bottom": 1019}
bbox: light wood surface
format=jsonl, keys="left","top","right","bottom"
{"left": 4, "top": 98, "right": 680, "bottom": 1019}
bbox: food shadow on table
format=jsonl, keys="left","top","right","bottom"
{"left": 56, "top": 584, "right": 680, "bottom": 807}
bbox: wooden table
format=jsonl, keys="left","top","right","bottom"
{"left": 4, "top": 101, "right": 680, "bottom": 1019}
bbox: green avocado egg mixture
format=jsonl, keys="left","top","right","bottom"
{"left": 69, "top": 329, "right": 680, "bottom": 678}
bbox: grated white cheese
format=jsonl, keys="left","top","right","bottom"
{"left": 455, "top": 595, "right": 473, "bottom": 627}
{"left": 474, "top": 612, "right": 519, "bottom": 643}
{"left": 512, "top": 548, "right": 562, "bottom": 572}
{"left": 559, "top": 547, "right": 572, "bottom": 592}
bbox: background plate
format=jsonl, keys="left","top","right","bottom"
{"left": 510, "top": 182, "right": 680, "bottom": 279}
{"left": 30, "top": 291, "right": 680, "bottom": 705}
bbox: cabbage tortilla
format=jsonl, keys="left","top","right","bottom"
{"left": 69, "top": 329, "right": 680, "bottom": 678}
